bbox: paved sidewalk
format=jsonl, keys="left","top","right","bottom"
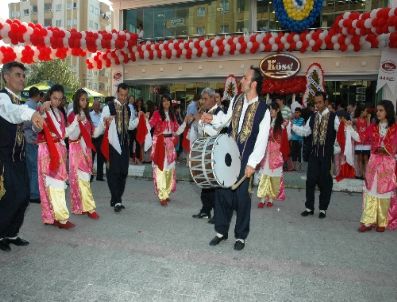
{"left": 1, "top": 179, "right": 396, "bottom": 302}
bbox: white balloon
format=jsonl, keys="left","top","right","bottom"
{"left": 236, "top": 43, "right": 241, "bottom": 51}
{"left": 65, "top": 31, "right": 71, "bottom": 39}
{"left": 211, "top": 39, "right": 216, "bottom": 47}
{"left": 334, "top": 43, "right": 340, "bottom": 50}
{"left": 343, "top": 12, "right": 351, "bottom": 19}
{"left": 199, "top": 40, "right": 205, "bottom": 48}
{"left": 161, "top": 49, "right": 166, "bottom": 57}
{"left": 225, "top": 45, "right": 230, "bottom": 52}
{"left": 284, "top": 42, "right": 290, "bottom": 49}
{"left": 271, "top": 44, "right": 278, "bottom": 51}
{"left": 189, "top": 42, "right": 194, "bottom": 49}
{"left": 182, "top": 49, "right": 187, "bottom": 55}
{"left": 214, "top": 46, "right": 219, "bottom": 53}
{"left": 331, "top": 35, "right": 338, "bottom": 43}
{"left": 256, "top": 34, "right": 262, "bottom": 43}
{"left": 168, "top": 42, "right": 174, "bottom": 50}
{"left": 80, "top": 39, "right": 86, "bottom": 49}
{"left": 342, "top": 28, "right": 348, "bottom": 36}
{"left": 172, "top": 49, "right": 177, "bottom": 56}
{"left": 144, "top": 50, "right": 149, "bottom": 58}
{"left": 269, "top": 37, "right": 275, "bottom": 44}
{"left": 370, "top": 8, "right": 379, "bottom": 19}
{"left": 247, "top": 42, "right": 253, "bottom": 49}
{"left": 259, "top": 43, "right": 265, "bottom": 51}
{"left": 281, "top": 36, "right": 286, "bottom": 43}
{"left": 159, "top": 43, "right": 164, "bottom": 50}
{"left": 296, "top": 41, "right": 302, "bottom": 49}
{"left": 192, "top": 48, "right": 198, "bottom": 55}
{"left": 293, "top": 34, "right": 299, "bottom": 42}
{"left": 347, "top": 44, "right": 354, "bottom": 51}
{"left": 203, "top": 47, "right": 207, "bottom": 54}
{"left": 309, "top": 39, "right": 315, "bottom": 47}
{"left": 352, "top": 20, "right": 358, "bottom": 29}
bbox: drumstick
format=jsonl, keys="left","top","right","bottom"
{"left": 231, "top": 175, "right": 247, "bottom": 190}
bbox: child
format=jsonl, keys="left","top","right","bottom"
{"left": 353, "top": 104, "right": 371, "bottom": 179}
{"left": 257, "top": 102, "right": 289, "bottom": 208}
{"left": 67, "top": 89, "right": 99, "bottom": 219}
{"left": 290, "top": 108, "right": 304, "bottom": 171}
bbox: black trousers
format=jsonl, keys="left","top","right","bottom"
{"left": 305, "top": 154, "right": 333, "bottom": 211}
{"left": 92, "top": 135, "right": 105, "bottom": 179}
{"left": 128, "top": 130, "right": 136, "bottom": 158}
{"left": 107, "top": 144, "right": 129, "bottom": 206}
{"left": 200, "top": 188, "right": 215, "bottom": 215}
{"left": 290, "top": 140, "right": 302, "bottom": 162}
{"left": 0, "top": 161, "right": 30, "bottom": 239}
{"left": 214, "top": 177, "right": 251, "bottom": 240}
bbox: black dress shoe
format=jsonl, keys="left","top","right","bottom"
{"left": 0, "top": 239, "right": 11, "bottom": 252}
{"left": 120, "top": 204, "right": 125, "bottom": 209}
{"left": 30, "top": 198, "right": 41, "bottom": 203}
{"left": 209, "top": 235, "right": 227, "bottom": 246}
{"left": 319, "top": 211, "right": 327, "bottom": 219}
{"left": 192, "top": 212, "right": 210, "bottom": 219}
{"left": 301, "top": 210, "right": 314, "bottom": 217}
{"left": 208, "top": 217, "right": 215, "bottom": 224}
{"left": 114, "top": 204, "right": 122, "bottom": 212}
{"left": 8, "top": 237, "right": 29, "bottom": 246}
{"left": 234, "top": 240, "right": 245, "bottom": 251}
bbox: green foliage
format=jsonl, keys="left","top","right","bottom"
{"left": 26, "top": 59, "right": 80, "bottom": 91}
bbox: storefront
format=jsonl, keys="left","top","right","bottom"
{"left": 111, "top": 0, "right": 394, "bottom": 109}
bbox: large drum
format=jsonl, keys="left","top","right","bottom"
{"left": 189, "top": 134, "right": 241, "bottom": 188}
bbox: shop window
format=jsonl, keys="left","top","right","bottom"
{"left": 23, "top": 9, "right": 29, "bottom": 16}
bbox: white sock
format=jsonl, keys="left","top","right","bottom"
{"left": 236, "top": 239, "right": 245, "bottom": 243}
{"left": 216, "top": 233, "right": 224, "bottom": 238}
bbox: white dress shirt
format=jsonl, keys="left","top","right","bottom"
{"left": 89, "top": 110, "right": 101, "bottom": 128}
{"left": 0, "top": 89, "right": 35, "bottom": 124}
{"left": 210, "top": 94, "right": 271, "bottom": 169}
{"left": 292, "top": 108, "right": 340, "bottom": 137}
{"left": 93, "top": 99, "right": 138, "bottom": 138}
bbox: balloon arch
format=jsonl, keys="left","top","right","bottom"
{"left": 0, "top": 7, "right": 396, "bottom": 70}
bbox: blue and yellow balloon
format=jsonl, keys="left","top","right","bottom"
{"left": 273, "top": 0, "right": 323, "bottom": 32}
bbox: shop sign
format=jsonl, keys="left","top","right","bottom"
{"left": 376, "top": 49, "right": 397, "bottom": 99}
{"left": 260, "top": 53, "right": 301, "bottom": 79}
{"left": 167, "top": 18, "right": 185, "bottom": 28}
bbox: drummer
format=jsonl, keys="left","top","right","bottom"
{"left": 201, "top": 66, "right": 271, "bottom": 251}
{"left": 192, "top": 88, "right": 225, "bottom": 224}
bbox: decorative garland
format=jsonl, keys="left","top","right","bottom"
{"left": 273, "top": 0, "right": 323, "bottom": 32}
{"left": 224, "top": 75, "right": 239, "bottom": 100}
{"left": 303, "top": 63, "right": 325, "bottom": 107}
{"left": 0, "top": 8, "right": 396, "bottom": 68}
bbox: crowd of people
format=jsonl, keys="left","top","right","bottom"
{"left": 0, "top": 61, "right": 396, "bottom": 253}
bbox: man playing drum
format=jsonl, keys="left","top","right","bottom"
{"left": 192, "top": 88, "right": 225, "bottom": 224}
{"left": 202, "top": 66, "right": 271, "bottom": 251}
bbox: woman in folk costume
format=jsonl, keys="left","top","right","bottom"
{"left": 257, "top": 102, "right": 290, "bottom": 208}
{"left": 335, "top": 111, "right": 360, "bottom": 182}
{"left": 67, "top": 89, "right": 99, "bottom": 220}
{"left": 149, "top": 94, "right": 187, "bottom": 206}
{"left": 37, "top": 84, "right": 74, "bottom": 229}
{"left": 353, "top": 104, "right": 371, "bottom": 179}
{"left": 359, "top": 100, "right": 397, "bottom": 233}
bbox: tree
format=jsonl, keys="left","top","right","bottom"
{"left": 26, "top": 59, "right": 80, "bottom": 91}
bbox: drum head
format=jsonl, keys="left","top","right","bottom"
{"left": 212, "top": 134, "right": 241, "bottom": 188}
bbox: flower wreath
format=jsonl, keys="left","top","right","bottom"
{"left": 224, "top": 75, "right": 239, "bottom": 100}
{"left": 273, "top": 0, "right": 323, "bottom": 32}
{"left": 303, "top": 62, "right": 325, "bottom": 107}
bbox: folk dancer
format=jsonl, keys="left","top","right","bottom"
{"left": 0, "top": 62, "right": 44, "bottom": 252}
{"left": 257, "top": 102, "right": 290, "bottom": 208}
{"left": 37, "top": 84, "right": 75, "bottom": 229}
{"left": 93, "top": 83, "right": 138, "bottom": 212}
{"left": 292, "top": 91, "right": 339, "bottom": 219}
{"left": 358, "top": 100, "right": 397, "bottom": 232}
{"left": 202, "top": 66, "right": 271, "bottom": 251}
{"left": 67, "top": 89, "right": 99, "bottom": 219}
{"left": 149, "top": 94, "right": 187, "bottom": 206}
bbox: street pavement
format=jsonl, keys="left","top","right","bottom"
{"left": 1, "top": 178, "right": 396, "bottom": 302}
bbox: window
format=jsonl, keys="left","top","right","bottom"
{"left": 196, "top": 27, "right": 205, "bottom": 35}
{"left": 73, "top": 2, "right": 77, "bottom": 9}
{"left": 89, "top": 20, "right": 94, "bottom": 28}
{"left": 197, "top": 7, "right": 206, "bottom": 17}
{"left": 23, "top": 9, "right": 29, "bottom": 16}
{"left": 44, "top": 19, "right": 52, "bottom": 27}
{"left": 95, "top": 23, "right": 99, "bottom": 30}
{"left": 220, "top": 0, "right": 230, "bottom": 12}
{"left": 44, "top": 3, "right": 52, "bottom": 11}
{"left": 56, "top": 4, "right": 62, "bottom": 11}
{"left": 32, "top": 5, "right": 37, "bottom": 13}
{"left": 55, "top": 20, "right": 62, "bottom": 27}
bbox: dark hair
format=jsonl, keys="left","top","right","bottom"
{"left": 72, "top": 88, "right": 91, "bottom": 123}
{"left": 270, "top": 102, "right": 284, "bottom": 136}
{"left": 354, "top": 103, "right": 367, "bottom": 119}
{"left": 273, "top": 94, "right": 285, "bottom": 103}
{"left": 117, "top": 83, "right": 129, "bottom": 92}
{"left": 336, "top": 110, "right": 351, "bottom": 121}
{"left": 29, "top": 86, "right": 40, "bottom": 98}
{"left": 295, "top": 107, "right": 302, "bottom": 113}
{"left": 250, "top": 65, "right": 263, "bottom": 97}
{"left": 159, "top": 94, "right": 176, "bottom": 122}
{"left": 2, "top": 61, "right": 26, "bottom": 83}
{"left": 45, "top": 84, "right": 64, "bottom": 102}
{"left": 315, "top": 91, "right": 327, "bottom": 100}
{"left": 376, "top": 100, "right": 395, "bottom": 127}
{"left": 105, "top": 96, "right": 115, "bottom": 104}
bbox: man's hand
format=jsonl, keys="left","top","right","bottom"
{"left": 104, "top": 116, "right": 114, "bottom": 126}
{"left": 201, "top": 113, "right": 213, "bottom": 124}
{"left": 244, "top": 165, "right": 255, "bottom": 178}
{"left": 40, "top": 101, "right": 51, "bottom": 113}
{"left": 31, "top": 111, "right": 44, "bottom": 130}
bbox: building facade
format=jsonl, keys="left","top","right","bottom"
{"left": 112, "top": 0, "right": 394, "bottom": 109}
{"left": 9, "top": 0, "right": 113, "bottom": 96}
